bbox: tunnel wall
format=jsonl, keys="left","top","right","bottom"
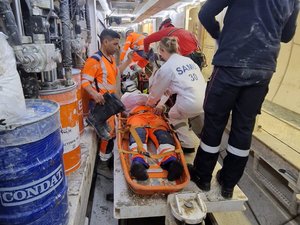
{"left": 267, "top": 16, "right": 300, "bottom": 115}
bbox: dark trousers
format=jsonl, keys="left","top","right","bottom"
{"left": 194, "top": 66, "right": 272, "bottom": 188}
{"left": 129, "top": 127, "right": 175, "bottom": 146}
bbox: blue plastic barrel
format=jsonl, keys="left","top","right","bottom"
{"left": 0, "top": 99, "right": 69, "bottom": 225}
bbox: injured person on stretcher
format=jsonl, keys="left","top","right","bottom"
{"left": 120, "top": 82, "right": 183, "bottom": 182}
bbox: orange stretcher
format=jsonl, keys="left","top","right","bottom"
{"left": 117, "top": 114, "right": 190, "bottom": 195}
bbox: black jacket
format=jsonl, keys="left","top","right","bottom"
{"left": 199, "top": 0, "right": 299, "bottom": 71}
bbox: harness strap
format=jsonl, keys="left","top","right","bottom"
{"left": 127, "top": 126, "right": 183, "bottom": 159}
{"left": 173, "top": 122, "right": 187, "bottom": 130}
{"left": 118, "top": 148, "right": 182, "bottom": 159}
{"left": 118, "top": 124, "right": 167, "bottom": 136}
{"left": 129, "top": 126, "right": 146, "bottom": 153}
{"left": 128, "top": 109, "right": 151, "bottom": 116}
{"left": 128, "top": 124, "right": 168, "bottom": 130}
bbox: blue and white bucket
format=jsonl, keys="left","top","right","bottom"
{"left": 0, "top": 99, "right": 69, "bottom": 225}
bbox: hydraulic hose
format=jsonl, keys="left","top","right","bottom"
{"left": 60, "top": 0, "right": 73, "bottom": 85}
{"left": 0, "top": 0, "right": 21, "bottom": 46}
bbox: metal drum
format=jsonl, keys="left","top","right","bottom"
{"left": 40, "top": 83, "right": 81, "bottom": 175}
{"left": 0, "top": 99, "right": 69, "bottom": 225}
{"left": 81, "top": 81, "right": 91, "bottom": 118}
{"left": 72, "top": 68, "right": 84, "bottom": 134}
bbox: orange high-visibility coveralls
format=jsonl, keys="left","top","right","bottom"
{"left": 120, "top": 32, "right": 148, "bottom": 68}
{"left": 127, "top": 105, "right": 177, "bottom": 164}
{"left": 81, "top": 50, "right": 118, "bottom": 161}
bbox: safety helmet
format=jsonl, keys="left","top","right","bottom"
{"left": 121, "top": 89, "right": 147, "bottom": 114}
{"left": 159, "top": 18, "right": 174, "bottom": 30}
{"left": 121, "top": 79, "right": 138, "bottom": 93}
{"left": 125, "top": 27, "right": 134, "bottom": 36}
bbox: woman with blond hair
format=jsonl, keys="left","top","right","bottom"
{"left": 147, "top": 37, "right": 207, "bottom": 153}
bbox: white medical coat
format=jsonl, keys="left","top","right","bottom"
{"left": 147, "top": 53, "right": 206, "bottom": 115}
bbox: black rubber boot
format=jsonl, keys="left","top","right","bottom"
{"left": 88, "top": 93, "right": 125, "bottom": 139}
{"left": 187, "top": 164, "right": 210, "bottom": 191}
{"left": 216, "top": 170, "right": 234, "bottom": 199}
{"left": 161, "top": 160, "right": 183, "bottom": 181}
{"left": 107, "top": 141, "right": 114, "bottom": 170}
{"left": 130, "top": 160, "right": 149, "bottom": 181}
{"left": 221, "top": 151, "right": 249, "bottom": 190}
{"left": 86, "top": 116, "right": 110, "bottom": 140}
{"left": 91, "top": 93, "right": 125, "bottom": 122}
{"left": 193, "top": 147, "right": 219, "bottom": 185}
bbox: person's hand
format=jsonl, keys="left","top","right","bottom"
{"left": 91, "top": 91, "right": 105, "bottom": 105}
{"left": 153, "top": 105, "right": 165, "bottom": 115}
{"left": 145, "top": 101, "right": 154, "bottom": 107}
{"left": 164, "top": 90, "right": 171, "bottom": 96}
{"left": 127, "top": 51, "right": 133, "bottom": 62}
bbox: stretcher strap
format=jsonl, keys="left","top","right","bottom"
{"left": 128, "top": 109, "right": 151, "bottom": 116}
{"left": 118, "top": 148, "right": 182, "bottom": 159}
{"left": 173, "top": 122, "right": 187, "bottom": 130}
{"left": 119, "top": 124, "right": 167, "bottom": 133}
{"left": 129, "top": 126, "right": 146, "bottom": 152}
{"left": 119, "top": 126, "right": 181, "bottom": 159}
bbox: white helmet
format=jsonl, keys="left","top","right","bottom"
{"left": 121, "top": 90, "right": 147, "bottom": 114}
{"left": 121, "top": 79, "right": 138, "bottom": 93}
{"left": 125, "top": 27, "right": 134, "bottom": 36}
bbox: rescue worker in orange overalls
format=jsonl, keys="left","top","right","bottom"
{"left": 121, "top": 80, "right": 183, "bottom": 181}
{"left": 120, "top": 28, "right": 148, "bottom": 68}
{"left": 81, "top": 29, "right": 132, "bottom": 163}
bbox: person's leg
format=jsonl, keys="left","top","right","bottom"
{"left": 168, "top": 104, "right": 200, "bottom": 153}
{"left": 129, "top": 127, "right": 147, "bottom": 155}
{"left": 219, "top": 72, "right": 271, "bottom": 197}
{"left": 129, "top": 127, "right": 149, "bottom": 180}
{"left": 151, "top": 129, "right": 183, "bottom": 181}
{"left": 97, "top": 116, "right": 116, "bottom": 176}
{"left": 192, "top": 67, "right": 239, "bottom": 190}
{"left": 150, "top": 129, "right": 175, "bottom": 158}
{"left": 98, "top": 116, "right": 116, "bottom": 161}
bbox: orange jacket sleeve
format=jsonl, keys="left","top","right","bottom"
{"left": 81, "top": 58, "right": 100, "bottom": 89}
{"left": 120, "top": 35, "right": 133, "bottom": 61}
